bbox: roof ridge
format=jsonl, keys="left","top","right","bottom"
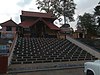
{"left": 21, "top": 11, "right": 55, "bottom": 19}
{"left": 0, "top": 19, "right": 17, "bottom": 27}
{"left": 22, "top": 10, "right": 52, "bottom": 15}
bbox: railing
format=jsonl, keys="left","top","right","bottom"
{"left": 0, "top": 31, "right": 16, "bottom": 33}
{"left": 8, "top": 34, "right": 18, "bottom": 66}
{"left": 66, "top": 35, "right": 100, "bottom": 59}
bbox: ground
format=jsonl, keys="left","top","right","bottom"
{"left": 6, "top": 68, "right": 85, "bottom": 75}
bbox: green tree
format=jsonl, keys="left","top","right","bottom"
{"left": 94, "top": 2, "right": 100, "bottom": 35}
{"left": 94, "top": 2, "right": 100, "bottom": 16}
{"left": 36, "top": 0, "right": 76, "bottom": 22}
{"left": 77, "top": 13, "right": 97, "bottom": 38}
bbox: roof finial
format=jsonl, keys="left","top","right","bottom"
{"left": 10, "top": 17, "right": 12, "bottom": 20}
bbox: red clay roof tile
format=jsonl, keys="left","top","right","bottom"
{"left": 19, "top": 18, "right": 60, "bottom": 30}
{"left": 21, "top": 11, "right": 56, "bottom": 19}
{"left": 0, "top": 19, "right": 17, "bottom": 27}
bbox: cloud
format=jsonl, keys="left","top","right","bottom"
{"left": 75, "top": 0, "right": 100, "bottom": 15}
{"left": 0, "top": 0, "right": 40, "bottom": 24}
{"left": 17, "top": 0, "right": 32, "bottom": 7}
{"left": 14, "top": 15, "right": 21, "bottom": 24}
{"left": 72, "top": 0, "right": 100, "bottom": 30}
{"left": 0, "top": 0, "right": 100, "bottom": 30}
{"left": 0, "top": 0, "right": 21, "bottom": 23}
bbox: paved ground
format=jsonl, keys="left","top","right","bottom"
{"left": 7, "top": 68, "right": 85, "bottom": 75}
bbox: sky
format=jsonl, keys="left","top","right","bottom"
{"left": 0, "top": 0, "right": 100, "bottom": 29}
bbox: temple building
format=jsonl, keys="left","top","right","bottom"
{"left": 0, "top": 11, "right": 98, "bottom": 74}
{"left": 0, "top": 11, "right": 74, "bottom": 39}
{"left": 18, "top": 11, "right": 60, "bottom": 38}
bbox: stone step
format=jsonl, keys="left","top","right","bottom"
{"left": 8, "top": 62, "right": 84, "bottom": 74}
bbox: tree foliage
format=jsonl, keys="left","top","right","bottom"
{"left": 94, "top": 2, "right": 100, "bottom": 16}
{"left": 36, "top": 0, "right": 76, "bottom": 22}
{"left": 77, "top": 13, "right": 97, "bottom": 37}
{"left": 94, "top": 1, "right": 100, "bottom": 25}
{"left": 94, "top": 2, "right": 100, "bottom": 35}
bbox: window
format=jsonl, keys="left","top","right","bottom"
{"left": 0, "top": 45, "right": 7, "bottom": 50}
{"left": 0, "top": 45, "right": 8, "bottom": 53}
{"left": 6, "top": 26, "right": 12, "bottom": 31}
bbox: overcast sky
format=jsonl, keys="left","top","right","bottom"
{"left": 0, "top": 0, "right": 99, "bottom": 29}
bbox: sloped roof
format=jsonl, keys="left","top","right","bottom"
{"left": 42, "top": 20, "right": 60, "bottom": 30}
{"left": 19, "top": 18, "right": 60, "bottom": 30}
{"left": 21, "top": 11, "right": 56, "bottom": 19}
{"left": 19, "top": 19, "right": 38, "bottom": 28}
{"left": 0, "top": 19, "right": 17, "bottom": 27}
{"left": 60, "top": 24, "right": 70, "bottom": 28}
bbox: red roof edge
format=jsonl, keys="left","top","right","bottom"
{"left": 42, "top": 19, "right": 60, "bottom": 30}
{"left": 21, "top": 10, "right": 56, "bottom": 19}
{"left": 0, "top": 19, "right": 18, "bottom": 27}
{"left": 19, "top": 18, "right": 60, "bottom": 30}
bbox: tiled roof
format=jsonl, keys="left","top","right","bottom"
{"left": 19, "top": 19, "right": 38, "bottom": 28}
{"left": 60, "top": 24, "right": 70, "bottom": 28}
{"left": 0, "top": 19, "right": 17, "bottom": 27}
{"left": 19, "top": 18, "right": 60, "bottom": 30}
{"left": 42, "top": 20, "right": 60, "bottom": 30}
{"left": 21, "top": 11, "right": 56, "bottom": 19}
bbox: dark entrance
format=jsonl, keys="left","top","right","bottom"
{"left": 35, "top": 21, "right": 46, "bottom": 38}
{"left": 79, "top": 33, "right": 83, "bottom": 38}
{"left": 29, "top": 21, "right": 46, "bottom": 38}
